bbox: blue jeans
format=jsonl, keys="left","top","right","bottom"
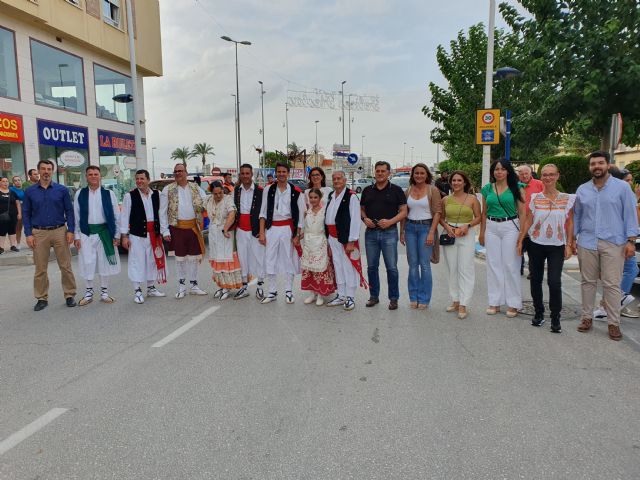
{"left": 404, "top": 221, "right": 434, "bottom": 304}
{"left": 621, "top": 256, "right": 639, "bottom": 295}
{"left": 365, "top": 228, "right": 399, "bottom": 300}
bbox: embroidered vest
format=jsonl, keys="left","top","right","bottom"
{"left": 265, "top": 182, "right": 301, "bottom": 236}
{"left": 129, "top": 189, "right": 160, "bottom": 237}
{"left": 233, "top": 183, "right": 263, "bottom": 237}
{"left": 78, "top": 187, "right": 116, "bottom": 239}
{"left": 166, "top": 182, "right": 203, "bottom": 226}
{"left": 325, "top": 189, "right": 354, "bottom": 245}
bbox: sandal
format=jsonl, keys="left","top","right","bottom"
{"left": 78, "top": 288, "right": 94, "bottom": 306}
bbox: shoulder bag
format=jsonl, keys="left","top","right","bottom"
{"left": 439, "top": 195, "right": 468, "bottom": 246}
{"left": 0, "top": 192, "right": 11, "bottom": 223}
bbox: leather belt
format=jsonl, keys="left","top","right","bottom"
{"left": 33, "top": 224, "right": 65, "bottom": 230}
{"left": 487, "top": 215, "right": 517, "bottom": 222}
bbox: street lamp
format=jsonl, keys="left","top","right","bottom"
{"left": 403, "top": 142, "right": 407, "bottom": 166}
{"left": 221, "top": 35, "right": 252, "bottom": 171}
{"left": 285, "top": 102, "right": 289, "bottom": 154}
{"left": 258, "top": 81, "right": 266, "bottom": 168}
{"left": 124, "top": 0, "right": 144, "bottom": 169}
{"left": 341, "top": 81, "right": 347, "bottom": 145}
{"left": 315, "top": 120, "right": 319, "bottom": 167}
{"left": 361, "top": 135, "right": 365, "bottom": 157}
{"left": 231, "top": 94, "right": 238, "bottom": 168}
{"left": 411, "top": 146, "right": 414, "bottom": 164}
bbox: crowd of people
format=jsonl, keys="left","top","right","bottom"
{"left": 11, "top": 149, "right": 640, "bottom": 342}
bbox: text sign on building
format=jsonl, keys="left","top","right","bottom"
{"left": 0, "top": 112, "right": 24, "bottom": 143}
{"left": 98, "top": 130, "right": 136, "bottom": 154}
{"left": 475, "top": 109, "right": 500, "bottom": 145}
{"left": 37, "top": 119, "right": 88, "bottom": 149}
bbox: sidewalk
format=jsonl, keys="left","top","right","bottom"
{"left": 475, "top": 242, "right": 640, "bottom": 350}
{"left": 0, "top": 238, "right": 78, "bottom": 267}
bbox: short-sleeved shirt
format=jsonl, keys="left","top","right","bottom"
{"left": 360, "top": 181, "right": 406, "bottom": 226}
{"left": 481, "top": 183, "right": 521, "bottom": 218}
{"left": 522, "top": 179, "right": 544, "bottom": 213}
{"left": 528, "top": 192, "right": 575, "bottom": 246}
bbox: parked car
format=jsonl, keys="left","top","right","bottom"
{"left": 390, "top": 176, "right": 410, "bottom": 190}
{"left": 289, "top": 179, "right": 308, "bottom": 191}
{"left": 347, "top": 178, "right": 373, "bottom": 193}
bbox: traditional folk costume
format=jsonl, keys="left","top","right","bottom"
{"left": 205, "top": 194, "right": 243, "bottom": 300}
{"left": 120, "top": 188, "right": 167, "bottom": 304}
{"left": 325, "top": 188, "right": 368, "bottom": 310}
{"left": 160, "top": 182, "right": 208, "bottom": 298}
{"left": 301, "top": 204, "right": 336, "bottom": 305}
{"left": 73, "top": 186, "right": 121, "bottom": 305}
{"left": 233, "top": 182, "right": 265, "bottom": 300}
{"left": 258, "top": 181, "right": 306, "bottom": 304}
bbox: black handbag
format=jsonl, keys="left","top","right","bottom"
{"left": 439, "top": 194, "right": 469, "bottom": 246}
{"left": 0, "top": 193, "right": 10, "bottom": 223}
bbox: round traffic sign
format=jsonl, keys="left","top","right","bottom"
{"left": 347, "top": 153, "right": 359, "bottom": 165}
{"left": 482, "top": 112, "right": 495, "bottom": 124}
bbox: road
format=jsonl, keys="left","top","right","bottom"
{"left": 1, "top": 253, "right": 639, "bottom": 479}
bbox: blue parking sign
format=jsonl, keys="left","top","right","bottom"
{"left": 481, "top": 130, "right": 495, "bottom": 142}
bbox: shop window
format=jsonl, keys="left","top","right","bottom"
{"left": 31, "top": 40, "right": 86, "bottom": 114}
{"left": 0, "top": 27, "right": 19, "bottom": 99}
{"left": 0, "top": 142, "right": 25, "bottom": 181}
{"left": 94, "top": 64, "right": 133, "bottom": 123}
{"left": 98, "top": 130, "right": 136, "bottom": 202}
{"left": 103, "top": 0, "right": 121, "bottom": 28}
{"left": 39, "top": 144, "right": 87, "bottom": 190}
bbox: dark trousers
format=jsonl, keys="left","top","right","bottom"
{"left": 520, "top": 236, "right": 530, "bottom": 274}
{"left": 528, "top": 240, "right": 565, "bottom": 317}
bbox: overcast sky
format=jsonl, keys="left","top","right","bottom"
{"left": 144, "top": 0, "right": 518, "bottom": 174}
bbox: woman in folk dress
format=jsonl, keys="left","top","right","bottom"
{"left": 205, "top": 181, "right": 243, "bottom": 300}
{"left": 300, "top": 188, "right": 336, "bottom": 305}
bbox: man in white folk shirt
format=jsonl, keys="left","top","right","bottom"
{"left": 73, "top": 166, "right": 121, "bottom": 306}
{"left": 120, "top": 169, "right": 167, "bottom": 304}
{"left": 325, "top": 171, "right": 367, "bottom": 311}
{"left": 258, "top": 162, "right": 306, "bottom": 304}
{"left": 160, "top": 163, "right": 208, "bottom": 299}
{"left": 232, "top": 163, "right": 266, "bottom": 300}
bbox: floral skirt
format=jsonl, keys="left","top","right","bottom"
{"left": 301, "top": 249, "right": 337, "bottom": 296}
{"left": 209, "top": 228, "right": 244, "bottom": 289}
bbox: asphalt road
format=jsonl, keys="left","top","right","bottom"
{"left": 1, "top": 253, "right": 639, "bottom": 479}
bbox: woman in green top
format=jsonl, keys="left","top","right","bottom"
{"left": 479, "top": 159, "right": 526, "bottom": 318}
{"left": 440, "top": 171, "right": 481, "bottom": 319}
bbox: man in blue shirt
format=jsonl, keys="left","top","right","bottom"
{"left": 572, "top": 151, "right": 638, "bottom": 341}
{"left": 23, "top": 159, "right": 77, "bottom": 311}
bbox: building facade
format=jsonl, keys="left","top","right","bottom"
{"left": 0, "top": 0, "right": 162, "bottom": 200}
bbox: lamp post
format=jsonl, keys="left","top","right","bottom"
{"left": 231, "top": 94, "right": 238, "bottom": 168}
{"left": 285, "top": 102, "right": 289, "bottom": 154}
{"left": 221, "top": 36, "right": 252, "bottom": 171}
{"left": 347, "top": 94, "right": 353, "bottom": 149}
{"left": 481, "top": 0, "right": 497, "bottom": 186}
{"left": 341, "top": 80, "right": 346, "bottom": 145}
{"left": 403, "top": 142, "right": 406, "bottom": 166}
{"left": 315, "top": 120, "right": 319, "bottom": 167}
{"left": 258, "top": 81, "right": 266, "bottom": 168}
{"left": 411, "top": 146, "right": 414, "bottom": 165}
{"left": 124, "top": 0, "right": 144, "bottom": 169}
{"left": 361, "top": 135, "right": 365, "bottom": 157}
{"left": 151, "top": 147, "right": 157, "bottom": 179}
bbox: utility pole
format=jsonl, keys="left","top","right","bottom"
{"left": 481, "top": 0, "right": 496, "bottom": 186}
{"left": 151, "top": 147, "right": 157, "bottom": 179}
{"left": 348, "top": 93, "right": 352, "bottom": 149}
{"left": 285, "top": 102, "right": 289, "bottom": 154}
{"left": 125, "top": 0, "right": 143, "bottom": 169}
{"left": 231, "top": 94, "right": 238, "bottom": 168}
{"left": 258, "top": 81, "right": 266, "bottom": 168}
{"left": 341, "top": 80, "right": 346, "bottom": 145}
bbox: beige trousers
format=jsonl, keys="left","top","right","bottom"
{"left": 577, "top": 240, "right": 625, "bottom": 326}
{"left": 32, "top": 227, "right": 76, "bottom": 301}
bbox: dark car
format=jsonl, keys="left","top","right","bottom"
{"left": 289, "top": 179, "right": 307, "bottom": 191}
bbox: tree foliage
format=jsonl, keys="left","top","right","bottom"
{"left": 190, "top": 143, "right": 215, "bottom": 169}
{"left": 436, "top": 159, "right": 483, "bottom": 190}
{"left": 500, "top": 0, "right": 640, "bottom": 149}
{"left": 263, "top": 151, "right": 288, "bottom": 168}
{"left": 170, "top": 147, "right": 191, "bottom": 167}
{"left": 537, "top": 154, "right": 590, "bottom": 194}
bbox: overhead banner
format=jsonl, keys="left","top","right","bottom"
{"left": 98, "top": 129, "right": 136, "bottom": 154}
{"left": 0, "top": 112, "right": 24, "bottom": 143}
{"left": 37, "top": 119, "right": 88, "bottom": 149}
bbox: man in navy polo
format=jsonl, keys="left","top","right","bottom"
{"left": 23, "top": 159, "right": 77, "bottom": 311}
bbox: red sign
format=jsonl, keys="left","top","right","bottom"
{"left": 0, "top": 112, "right": 24, "bottom": 143}
{"left": 98, "top": 129, "right": 136, "bottom": 154}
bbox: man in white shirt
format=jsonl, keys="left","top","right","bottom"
{"left": 120, "top": 169, "right": 167, "bottom": 304}
{"left": 233, "top": 163, "right": 265, "bottom": 300}
{"left": 325, "top": 171, "right": 365, "bottom": 311}
{"left": 73, "top": 166, "right": 121, "bottom": 306}
{"left": 258, "top": 162, "right": 306, "bottom": 304}
{"left": 160, "top": 163, "right": 208, "bottom": 299}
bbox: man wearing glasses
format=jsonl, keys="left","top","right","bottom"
{"left": 160, "top": 164, "right": 208, "bottom": 298}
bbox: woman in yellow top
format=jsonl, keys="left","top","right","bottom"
{"left": 439, "top": 171, "right": 481, "bottom": 319}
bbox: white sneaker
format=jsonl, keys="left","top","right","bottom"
{"left": 285, "top": 291, "right": 295, "bottom": 304}
{"left": 234, "top": 286, "right": 249, "bottom": 300}
{"left": 315, "top": 296, "right": 324, "bottom": 306}
{"left": 327, "top": 294, "right": 345, "bottom": 307}
{"left": 304, "top": 294, "right": 317, "bottom": 304}
{"left": 219, "top": 289, "right": 230, "bottom": 300}
{"left": 593, "top": 307, "right": 607, "bottom": 319}
{"left": 261, "top": 292, "right": 277, "bottom": 304}
{"left": 134, "top": 289, "right": 145, "bottom": 304}
{"left": 621, "top": 294, "right": 635, "bottom": 308}
{"left": 147, "top": 286, "right": 166, "bottom": 297}
{"left": 189, "top": 284, "right": 208, "bottom": 295}
{"left": 175, "top": 286, "right": 187, "bottom": 299}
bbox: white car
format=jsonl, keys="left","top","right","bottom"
{"left": 348, "top": 178, "right": 373, "bottom": 193}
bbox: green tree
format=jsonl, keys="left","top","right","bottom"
{"left": 170, "top": 147, "right": 191, "bottom": 167}
{"left": 500, "top": 0, "right": 640, "bottom": 150}
{"left": 190, "top": 143, "right": 215, "bottom": 171}
{"left": 287, "top": 142, "right": 301, "bottom": 156}
{"left": 263, "top": 151, "right": 288, "bottom": 168}
{"left": 537, "top": 154, "right": 590, "bottom": 194}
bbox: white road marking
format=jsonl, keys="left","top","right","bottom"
{"left": 0, "top": 408, "right": 68, "bottom": 456}
{"left": 151, "top": 305, "right": 220, "bottom": 348}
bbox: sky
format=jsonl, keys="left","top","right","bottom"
{"left": 144, "top": 0, "right": 520, "bottom": 175}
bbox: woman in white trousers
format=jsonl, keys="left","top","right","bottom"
{"left": 440, "top": 171, "right": 482, "bottom": 319}
{"left": 479, "top": 159, "right": 526, "bottom": 318}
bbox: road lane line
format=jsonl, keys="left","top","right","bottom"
{"left": 151, "top": 305, "right": 220, "bottom": 348}
{"left": 0, "top": 408, "right": 68, "bottom": 456}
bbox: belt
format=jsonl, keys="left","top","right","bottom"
{"left": 327, "top": 224, "right": 338, "bottom": 238}
{"left": 237, "top": 213, "right": 252, "bottom": 231}
{"left": 488, "top": 215, "right": 517, "bottom": 222}
{"left": 272, "top": 219, "right": 293, "bottom": 227}
{"left": 407, "top": 219, "right": 432, "bottom": 225}
{"left": 33, "top": 224, "right": 65, "bottom": 230}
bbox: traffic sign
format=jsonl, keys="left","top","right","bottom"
{"left": 344, "top": 165, "right": 358, "bottom": 173}
{"left": 347, "top": 153, "right": 359, "bottom": 165}
{"left": 476, "top": 108, "right": 500, "bottom": 145}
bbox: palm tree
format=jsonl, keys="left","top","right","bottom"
{"left": 191, "top": 143, "right": 215, "bottom": 173}
{"left": 170, "top": 147, "right": 191, "bottom": 167}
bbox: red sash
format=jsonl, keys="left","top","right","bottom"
{"left": 238, "top": 213, "right": 252, "bottom": 231}
{"left": 327, "top": 224, "right": 368, "bottom": 289}
{"left": 272, "top": 219, "right": 293, "bottom": 227}
{"left": 147, "top": 221, "right": 167, "bottom": 284}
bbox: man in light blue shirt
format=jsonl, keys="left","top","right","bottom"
{"left": 572, "top": 151, "right": 638, "bottom": 341}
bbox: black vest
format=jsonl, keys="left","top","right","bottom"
{"left": 265, "top": 182, "right": 301, "bottom": 237}
{"left": 129, "top": 188, "right": 160, "bottom": 237}
{"left": 325, "top": 189, "right": 354, "bottom": 245}
{"left": 233, "top": 183, "right": 263, "bottom": 237}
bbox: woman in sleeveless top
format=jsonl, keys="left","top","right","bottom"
{"left": 301, "top": 188, "right": 336, "bottom": 305}
{"left": 439, "top": 171, "right": 481, "bottom": 319}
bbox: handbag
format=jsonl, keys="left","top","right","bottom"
{"left": 439, "top": 195, "right": 468, "bottom": 246}
{"left": 0, "top": 193, "right": 10, "bottom": 223}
